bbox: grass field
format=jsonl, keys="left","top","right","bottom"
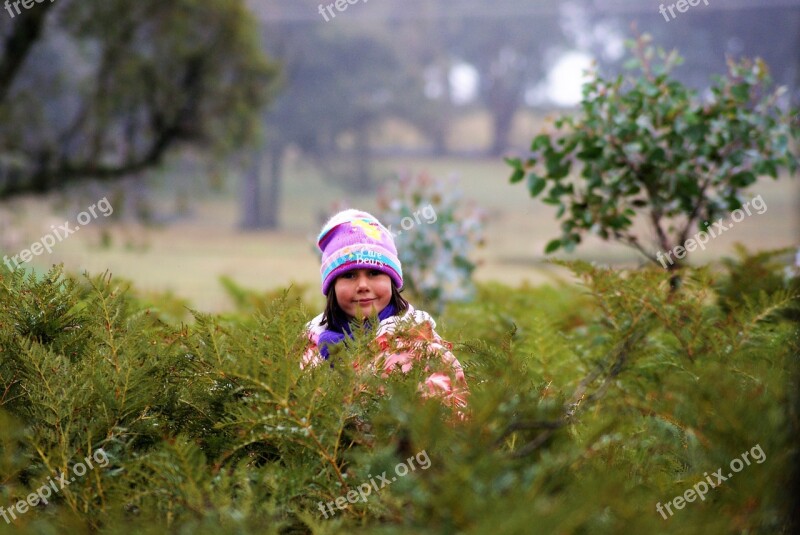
{"left": 2, "top": 155, "right": 798, "bottom": 313}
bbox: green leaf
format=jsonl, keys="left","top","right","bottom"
{"left": 531, "top": 134, "right": 551, "bottom": 151}
{"left": 623, "top": 58, "right": 639, "bottom": 70}
{"left": 577, "top": 144, "right": 603, "bottom": 160}
{"left": 509, "top": 167, "right": 525, "bottom": 184}
{"left": 544, "top": 239, "right": 562, "bottom": 254}
{"left": 754, "top": 160, "right": 778, "bottom": 179}
{"left": 527, "top": 174, "right": 547, "bottom": 197}
{"left": 731, "top": 171, "right": 756, "bottom": 187}
{"left": 731, "top": 83, "right": 750, "bottom": 101}
{"left": 505, "top": 157, "right": 522, "bottom": 170}
{"left": 546, "top": 157, "right": 571, "bottom": 180}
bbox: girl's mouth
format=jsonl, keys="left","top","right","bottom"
{"left": 357, "top": 298, "right": 375, "bottom": 304}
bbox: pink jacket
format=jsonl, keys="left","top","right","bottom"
{"left": 301, "top": 305, "right": 469, "bottom": 410}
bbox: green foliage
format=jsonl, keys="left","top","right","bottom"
{"left": 218, "top": 275, "right": 309, "bottom": 321}
{"left": 508, "top": 34, "right": 800, "bottom": 268}
{"left": 715, "top": 244, "right": 800, "bottom": 321}
{"left": 377, "top": 171, "right": 486, "bottom": 311}
{"left": 0, "top": 253, "right": 797, "bottom": 534}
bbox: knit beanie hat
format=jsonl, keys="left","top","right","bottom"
{"left": 317, "top": 209, "right": 403, "bottom": 296}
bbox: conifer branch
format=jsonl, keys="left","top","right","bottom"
{"left": 221, "top": 370, "right": 349, "bottom": 490}
{"left": 503, "top": 326, "right": 648, "bottom": 458}
{"left": 0, "top": 370, "right": 19, "bottom": 405}
{"left": 87, "top": 273, "right": 122, "bottom": 373}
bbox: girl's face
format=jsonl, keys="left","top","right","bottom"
{"left": 334, "top": 269, "right": 392, "bottom": 319}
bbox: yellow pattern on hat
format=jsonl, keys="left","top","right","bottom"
{"left": 351, "top": 218, "right": 383, "bottom": 241}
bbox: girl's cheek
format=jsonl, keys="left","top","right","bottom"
{"left": 338, "top": 283, "right": 353, "bottom": 298}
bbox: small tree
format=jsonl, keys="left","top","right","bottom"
{"left": 507, "top": 34, "right": 799, "bottom": 275}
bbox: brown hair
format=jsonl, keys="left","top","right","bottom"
{"left": 321, "top": 278, "right": 409, "bottom": 330}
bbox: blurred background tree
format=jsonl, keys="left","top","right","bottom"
{"left": 0, "top": 0, "right": 277, "bottom": 198}
{"left": 440, "top": 4, "right": 566, "bottom": 156}
{"left": 244, "top": 0, "right": 429, "bottom": 229}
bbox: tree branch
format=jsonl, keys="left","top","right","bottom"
{"left": 613, "top": 231, "right": 660, "bottom": 266}
{"left": 0, "top": 52, "right": 208, "bottom": 198}
{"left": 496, "top": 327, "right": 647, "bottom": 459}
{"left": 676, "top": 174, "right": 713, "bottom": 247}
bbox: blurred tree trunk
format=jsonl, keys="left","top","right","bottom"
{"left": 240, "top": 143, "right": 283, "bottom": 230}
{"left": 430, "top": 58, "right": 454, "bottom": 157}
{"left": 0, "top": 4, "right": 55, "bottom": 103}
{"left": 431, "top": 119, "right": 449, "bottom": 157}
{"left": 263, "top": 143, "right": 283, "bottom": 229}
{"left": 443, "top": 13, "right": 562, "bottom": 158}
{"left": 488, "top": 90, "right": 518, "bottom": 156}
{"left": 240, "top": 150, "right": 262, "bottom": 230}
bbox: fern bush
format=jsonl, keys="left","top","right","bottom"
{"left": 0, "top": 254, "right": 797, "bottom": 534}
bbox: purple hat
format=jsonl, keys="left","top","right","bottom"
{"left": 317, "top": 209, "right": 403, "bottom": 295}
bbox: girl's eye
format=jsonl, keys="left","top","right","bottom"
{"left": 341, "top": 273, "right": 355, "bottom": 279}
{"left": 369, "top": 270, "right": 382, "bottom": 276}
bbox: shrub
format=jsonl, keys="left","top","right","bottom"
{"left": 0, "top": 256, "right": 796, "bottom": 534}
{"left": 377, "top": 171, "right": 486, "bottom": 311}
{"left": 507, "top": 34, "right": 799, "bottom": 272}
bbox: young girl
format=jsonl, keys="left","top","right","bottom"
{"left": 301, "top": 209, "right": 468, "bottom": 410}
